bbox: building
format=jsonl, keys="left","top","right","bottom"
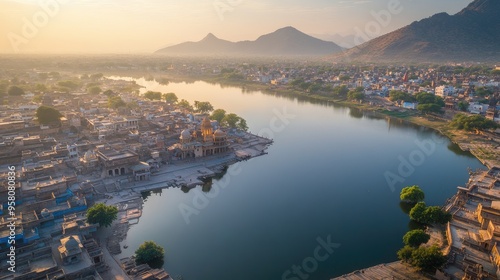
{"left": 96, "top": 146, "right": 140, "bottom": 177}
{"left": 169, "top": 117, "right": 229, "bottom": 160}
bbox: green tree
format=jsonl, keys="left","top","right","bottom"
{"left": 417, "top": 103, "right": 442, "bottom": 114}
{"left": 409, "top": 202, "right": 427, "bottom": 222}
{"left": 422, "top": 206, "right": 452, "bottom": 224}
{"left": 35, "top": 84, "right": 47, "bottom": 92}
{"left": 221, "top": 113, "right": 240, "bottom": 128}
{"left": 400, "top": 185, "right": 425, "bottom": 203}
{"left": 163, "top": 92, "right": 178, "bottom": 104}
{"left": 36, "top": 106, "right": 62, "bottom": 125}
{"left": 8, "top": 85, "right": 25, "bottom": 96}
{"left": 210, "top": 109, "right": 226, "bottom": 123}
{"left": 332, "top": 85, "right": 349, "bottom": 97}
{"left": 450, "top": 114, "right": 498, "bottom": 132}
{"left": 389, "top": 90, "right": 415, "bottom": 102}
{"left": 86, "top": 203, "right": 118, "bottom": 228}
{"left": 108, "top": 96, "right": 126, "bottom": 109}
{"left": 135, "top": 241, "right": 165, "bottom": 269}
{"left": 457, "top": 101, "right": 469, "bottom": 112}
{"left": 58, "top": 80, "right": 80, "bottom": 90}
{"left": 177, "top": 99, "right": 193, "bottom": 111}
{"left": 90, "top": 73, "right": 103, "bottom": 81}
{"left": 87, "top": 86, "right": 102, "bottom": 95}
{"left": 194, "top": 101, "right": 214, "bottom": 114}
{"left": 397, "top": 245, "right": 414, "bottom": 262}
{"left": 144, "top": 91, "right": 162, "bottom": 100}
{"left": 237, "top": 118, "right": 248, "bottom": 131}
{"left": 403, "top": 229, "right": 430, "bottom": 247}
{"left": 103, "top": 89, "right": 116, "bottom": 97}
{"left": 410, "top": 245, "right": 446, "bottom": 272}
{"left": 347, "top": 90, "right": 365, "bottom": 101}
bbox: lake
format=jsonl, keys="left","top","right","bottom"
{"left": 112, "top": 77, "right": 484, "bottom": 280}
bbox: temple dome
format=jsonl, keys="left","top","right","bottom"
{"left": 214, "top": 129, "right": 226, "bottom": 138}
{"left": 180, "top": 129, "right": 191, "bottom": 140}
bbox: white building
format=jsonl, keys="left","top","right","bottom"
{"left": 435, "top": 86, "right": 455, "bottom": 98}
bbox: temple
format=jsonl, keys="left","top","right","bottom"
{"left": 169, "top": 117, "right": 229, "bottom": 160}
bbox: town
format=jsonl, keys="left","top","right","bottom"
{"left": 0, "top": 57, "right": 500, "bottom": 280}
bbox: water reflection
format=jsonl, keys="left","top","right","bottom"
{"left": 399, "top": 201, "right": 416, "bottom": 215}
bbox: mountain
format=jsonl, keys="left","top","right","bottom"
{"left": 333, "top": 0, "right": 500, "bottom": 62}
{"left": 155, "top": 27, "right": 343, "bottom": 56}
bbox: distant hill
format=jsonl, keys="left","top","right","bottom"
{"left": 333, "top": 0, "right": 500, "bottom": 62}
{"left": 155, "top": 27, "right": 343, "bottom": 56}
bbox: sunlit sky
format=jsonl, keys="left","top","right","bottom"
{"left": 0, "top": 0, "right": 471, "bottom": 54}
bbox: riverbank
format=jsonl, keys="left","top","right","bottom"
{"left": 93, "top": 131, "right": 273, "bottom": 279}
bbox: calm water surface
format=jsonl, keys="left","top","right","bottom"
{"left": 112, "top": 77, "right": 484, "bottom": 280}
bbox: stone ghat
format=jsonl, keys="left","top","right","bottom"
{"left": 332, "top": 261, "right": 430, "bottom": 280}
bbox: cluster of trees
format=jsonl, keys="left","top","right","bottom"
{"left": 450, "top": 113, "right": 498, "bottom": 132}
{"left": 210, "top": 109, "right": 248, "bottom": 131}
{"left": 389, "top": 91, "right": 444, "bottom": 113}
{"left": 396, "top": 185, "right": 448, "bottom": 272}
{"left": 409, "top": 202, "right": 452, "bottom": 225}
{"left": 36, "top": 106, "right": 62, "bottom": 125}
{"left": 7, "top": 85, "right": 26, "bottom": 96}
{"left": 400, "top": 186, "right": 451, "bottom": 225}
{"left": 143, "top": 91, "right": 179, "bottom": 104}
{"left": 397, "top": 245, "right": 447, "bottom": 272}
{"left": 415, "top": 92, "right": 444, "bottom": 114}
{"left": 347, "top": 87, "right": 365, "bottom": 101}
{"left": 144, "top": 91, "right": 162, "bottom": 100}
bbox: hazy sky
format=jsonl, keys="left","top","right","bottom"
{"left": 0, "top": 0, "right": 472, "bottom": 54}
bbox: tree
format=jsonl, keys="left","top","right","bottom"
{"left": 58, "top": 80, "right": 80, "bottom": 90}
{"left": 450, "top": 114, "right": 498, "bottom": 132}
{"left": 87, "top": 86, "right": 102, "bottom": 95}
{"left": 86, "top": 203, "right": 118, "bottom": 228}
{"left": 332, "top": 85, "right": 348, "bottom": 97}
{"left": 194, "top": 101, "right": 214, "bottom": 114}
{"left": 8, "top": 85, "right": 25, "bottom": 96}
{"left": 163, "top": 92, "right": 178, "bottom": 104}
{"left": 210, "top": 109, "right": 226, "bottom": 123}
{"left": 457, "top": 101, "right": 469, "bottom": 112}
{"left": 36, "top": 106, "right": 62, "bottom": 125}
{"left": 409, "top": 202, "right": 427, "bottom": 222}
{"left": 90, "top": 73, "right": 103, "bottom": 81}
{"left": 410, "top": 245, "right": 446, "bottom": 272}
{"left": 403, "top": 229, "right": 430, "bottom": 247}
{"left": 177, "top": 99, "right": 193, "bottom": 111}
{"left": 144, "top": 91, "right": 162, "bottom": 100}
{"left": 135, "top": 241, "right": 165, "bottom": 269}
{"left": 397, "top": 245, "right": 414, "bottom": 262}
{"left": 103, "top": 89, "right": 116, "bottom": 97}
{"left": 417, "top": 103, "right": 442, "bottom": 114}
{"left": 389, "top": 90, "right": 414, "bottom": 102}
{"left": 108, "top": 96, "right": 126, "bottom": 109}
{"left": 347, "top": 90, "right": 365, "bottom": 101}
{"left": 237, "top": 118, "right": 248, "bottom": 131}
{"left": 400, "top": 185, "right": 425, "bottom": 203}
{"left": 422, "top": 206, "right": 451, "bottom": 224}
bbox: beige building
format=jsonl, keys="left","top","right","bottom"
{"left": 169, "top": 117, "right": 229, "bottom": 160}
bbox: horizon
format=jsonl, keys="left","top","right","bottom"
{"left": 1, "top": 0, "right": 472, "bottom": 55}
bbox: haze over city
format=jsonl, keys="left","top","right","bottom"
{"left": 1, "top": 0, "right": 471, "bottom": 54}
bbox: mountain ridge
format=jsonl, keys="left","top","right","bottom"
{"left": 155, "top": 26, "right": 343, "bottom": 56}
{"left": 332, "top": 0, "right": 500, "bottom": 62}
